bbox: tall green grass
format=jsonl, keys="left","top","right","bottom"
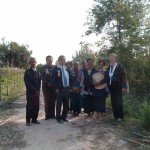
{"left": 123, "top": 94, "right": 140, "bottom": 118}
{"left": 139, "top": 100, "right": 150, "bottom": 128}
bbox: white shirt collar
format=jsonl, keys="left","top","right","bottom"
{"left": 57, "top": 64, "right": 66, "bottom": 69}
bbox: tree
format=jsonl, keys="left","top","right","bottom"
{"left": 36, "top": 63, "right": 44, "bottom": 71}
{"left": 72, "top": 41, "right": 98, "bottom": 66}
{"left": 85, "top": 0, "right": 147, "bottom": 55}
{"left": 0, "top": 39, "right": 32, "bottom": 68}
{"left": 85, "top": 0, "right": 150, "bottom": 97}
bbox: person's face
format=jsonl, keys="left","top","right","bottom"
{"left": 98, "top": 62, "right": 105, "bottom": 69}
{"left": 87, "top": 60, "right": 93, "bottom": 69}
{"left": 46, "top": 57, "right": 53, "bottom": 65}
{"left": 30, "top": 59, "right": 37, "bottom": 68}
{"left": 66, "top": 63, "right": 72, "bottom": 69}
{"left": 109, "top": 56, "right": 116, "bottom": 64}
{"left": 73, "top": 63, "right": 78, "bottom": 70}
{"left": 82, "top": 61, "right": 86, "bottom": 68}
{"left": 59, "top": 56, "right": 66, "bottom": 66}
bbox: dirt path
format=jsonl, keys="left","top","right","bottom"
{"left": 0, "top": 92, "right": 148, "bottom": 150}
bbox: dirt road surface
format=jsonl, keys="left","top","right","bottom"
{"left": 0, "top": 92, "right": 148, "bottom": 150}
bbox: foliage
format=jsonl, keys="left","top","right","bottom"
{"left": 139, "top": 100, "right": 150, "bottom": 128}
{"left": 0, "top": 67, "right": 24, "bottom": 102}
{"left": 36, "top": 63, "right": 44, "bottom": 71}
{"left": 72, "top": 41, "right": 104, "bottom": 66}
{"left": 84, "top": 0, "right": 150, "bottom": 98}
{"left": 123, "top": 94, "right": 140, "bottom": 118}
{"left": 0, "top": 38, "right": 32, "bottom": 68}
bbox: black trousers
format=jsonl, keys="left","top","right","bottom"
{"left": 42, "top": 85, "right": 55, "bottom": 118}
{"left": 56, "top": 87, "right": 69, "bottom": 121}
{"left": 26, "top": 93, "right": 39, "bottom": 123}
{"left": 84, "top": 94, "right": 94, "bottom": 115}
{"left": 109, "top": 84, "right": 124, "bottom": 119}
{"left": 70, "top": 93, "right": 81, "bottom": 114}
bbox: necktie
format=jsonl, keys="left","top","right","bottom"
{"left": 62, "top": 66, "right": 68, "bottom": 87}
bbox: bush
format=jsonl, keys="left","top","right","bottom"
{"left": 123, "top": 94, "right": 140, "bottom": 118}
{"left": 139, "top": 100, "right": 150, "bottom": 128}
{"left": 106, "top": 95, "right": 111, "bottom": 108}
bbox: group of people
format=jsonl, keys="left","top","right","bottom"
{"left": 24, "top": 53, "right": 127, "bottom": 126}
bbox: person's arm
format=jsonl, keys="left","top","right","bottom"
{"left": 119, "top": 64, "right": 127, "bottom": 94}
{"left": 37, "top": 71, "right": 41, "bottom": 90}
{"left": 24, "top": 70, "right": 37, "bottom": 92}
{"left": 34, "top": 71, "right": 41, "bottom": 97}
{"left": 51, "top": 67, "right": 59, "bottom": 93}
{"left": 120, "top": 64, "right": 127, "bottom": 88}
{"left": 80, "top": 71, "right": 84, "bottom": 87}
{"left": 79, "top": 71, "right": 84, "bottom": 92}
{"left": 40, "top": 66, "right": 49, "bottom": 86}
{"left": 100, "top": 69, "right": 109, "bottom": 84}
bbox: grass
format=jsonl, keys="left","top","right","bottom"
{"left": 0, "top": 83, "right": 25, "bottom": 111}
{"left": 139, "top": 100, "right": 150, "bottom": 128}
{"left": 123, "top": 94, "right": 140, "bottom": 118}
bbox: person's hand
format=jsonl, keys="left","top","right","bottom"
{"left": 122, "top": 88, "right": 127, "bottom": 94}
{"left": 55, "top": 89, "right": 59, "bottom": 93}
{"left": 35, "top": 91, "right": 40, "bottom": 97}
{"left": 93, "top": 81, "right": 101, "bottom": 86}
{"left": 48, "top": 83, "right": 52, "bottom": 87}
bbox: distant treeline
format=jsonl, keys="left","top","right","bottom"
{"left": 0, "top": 38, "right": 32, "bottom": 69}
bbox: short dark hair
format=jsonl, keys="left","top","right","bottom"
{"left": 58, "top": 55, "right": 66, "bottom": 61}
{"left": 86, "top": 58, "right": 93, "bottom": 62}
{"left": 29, "top": 57, "right": 36, "bottom": 63}
{"left": 98, "top": 60, "right": 105, "bottom": 66}
{"left": 46, "top": 55, "right": 53, "bottom": 60}
{"left": 66, "top": 61, "right": 72, "bottom": 66}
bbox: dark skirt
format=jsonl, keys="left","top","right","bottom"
{"left": 92, "top": 88, "right": 107, "bottom": 113}
{"left": 84, "top": 94, "right": 94, "bottom": 114}
{"left": 94, "top": 95, "right": 106, "bottom": 113}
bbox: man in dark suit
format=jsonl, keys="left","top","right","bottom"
{"left": 52, "top": 55, "right": 70, "bottom": 123}
{"left": 107, "top": 53, "right": 127, "bottom": 120}
{"left": 24, "top": 57, "right": 41, "bottom": 126}
{"left": 40, "top": 55, "right": 55, "bottom": 120}
{"left": 100, "top": 53, "right": 127, "bottom": 121}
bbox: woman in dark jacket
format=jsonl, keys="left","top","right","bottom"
{"left": 92, "top": 60, "right": 108, "bottom": 120}
{"left": 70, "top": 61, "right": 81, "bottom": 116}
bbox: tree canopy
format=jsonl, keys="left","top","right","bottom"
{"left": 0, "top": 38, "right": 32, "bottom": 68}
{"left": 73, "top": 0, "right": 150, "bottom": 98}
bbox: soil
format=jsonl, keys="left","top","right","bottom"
{"left": 0, "top": 92, "right": 150, "bottom": 150}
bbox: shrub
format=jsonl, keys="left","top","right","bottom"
{"left": 139, "top": 100, "right": 150, "bottom": 128}
{"left": 123, "top": 94, "right": 140, "bottom": 118}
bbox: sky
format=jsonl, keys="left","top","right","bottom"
{"left": 0, "top": 0, "right": 95, "bottom": 64}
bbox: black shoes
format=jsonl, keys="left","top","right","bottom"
{"left": 45, "top": 117, "right": 50, "bottom": 120}
{"left": 26, "top": 122, "right": 31, "bottom": 126}
{"left": 50, "top": 116, "right": 56, "bottom": 119}
{"left": 45, "top": 116, "right": 56, "bottom": 120}
{"left": 26, "top": 120, "right": 40, "bottom": 126}
{"left": 62, "top": 119, "right": 69, "bottom": 122}
{"left": 57, "top": 120, "right": 64, "bottom": 124}
{"left": 31, "top": 120, "right": 40, "bottom": 124}
{"left": 73, "top": 113, "right": 80, "bottom": 117}
{"left": 57, "top": 118, "right": 69, "bottom": 123}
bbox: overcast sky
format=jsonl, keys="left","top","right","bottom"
{"left": 0, "top": 0, "right": 96, "bottom": 64}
